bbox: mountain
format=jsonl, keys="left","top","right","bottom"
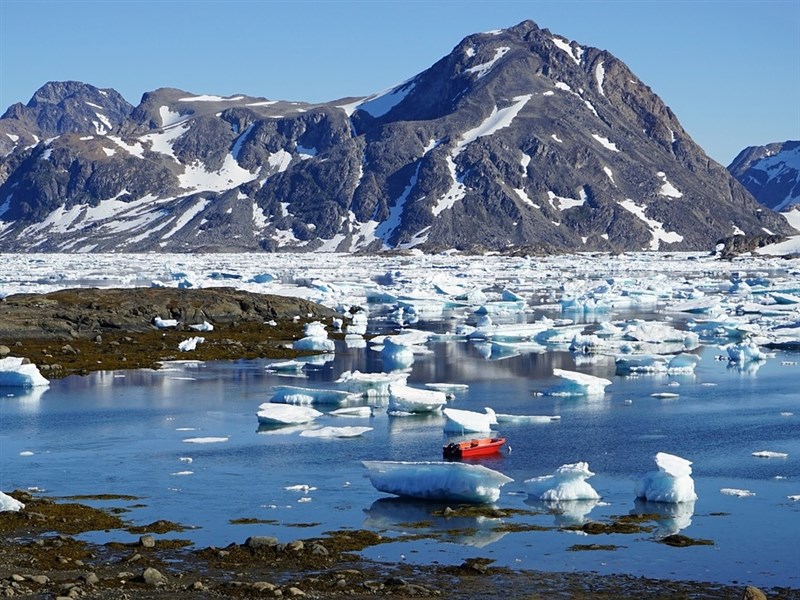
{"left": 0, "top": 20, "right": 793, "bottom": 253}
{"left": 728, "top": 141, "right": 800, "bottom": 212}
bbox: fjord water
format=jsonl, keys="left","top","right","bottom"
{"left": 2, "top": 335, "right": 798, "bottom": 588}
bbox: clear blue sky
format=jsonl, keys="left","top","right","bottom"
{"left": 1, "top": 0, "right": 798, "bottom": 165}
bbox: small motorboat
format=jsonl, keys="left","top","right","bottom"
{"left": 443, "top": 437, "right": 506, "bottom": 459}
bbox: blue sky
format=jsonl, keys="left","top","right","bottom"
{"left": 1, "top": 0, "right": 798, "bottom": 165}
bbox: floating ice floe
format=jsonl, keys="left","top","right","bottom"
{"left": 550, "top": 368, "right": 611, "bottom": 397}
{"left": 635, "top": 452, "right": 697, "bottom": 503}
{"left": 0, "top": 491, "right": 24, "bottom": 512}
{"left": 328, "top": 406, "right": 373, "bottom": 418}
{"left": 336, "top": 370, "right": 408, "bottom": 397}
{"left": 299, "top": 426, "right": 373, "bottom": 438}
{"left": 443, "top": 407, "right": 497, "bottom": 433}
{"left": 494, "top": 412, "right": 561, "bottom": 424}
{"left": 615, "top": 353, "right": 700, "bottom": 375}
{"left": 0, "top": 357, "right": 50, "bottom": 388}
{"left": 425, "top": 382, "right": 470, "bottom": 393}
{"left": 525, "top": 462, "right": 600, "bottom": 501}
{"left": 183, "top": 436, "right": 229, "bottom": 444}
{"left": 721, "top": 488, "right": 756, "bottom": 497}
{"left": 270, "top": 385, "right": 356, "bottom": 406}
{"left": 362, "top": 460, "right": 513, "bottom": 503}
{"left": 726, "top": 341, "right": 768, "bottom": 363}
{"left": 178, "top": 336, "right": 205, "bottom": 352}
{"left": 387, "top": 384, "right": 447, "bottom": 414}
{"left": 256, "top": 403, "right": 322, "bottom": 425}
{"left": 293, "top": 321, "right": 335, "bottom": 352}
{"left": 265, "top": 360, "right": 306, "bottom": 373}
{"left": 752, "top": 450, "right": 788, "bottom": 459}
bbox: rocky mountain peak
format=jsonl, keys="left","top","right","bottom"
{"left": 728, "top": 141, "right": 800, "bottom": 212}
{"left": 0, "top": 20, "right": 793, "bottom": 254}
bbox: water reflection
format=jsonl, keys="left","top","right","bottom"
{"left": 631, "top": 498, "right": 695, "bottom": 539}
{"left": 524, "top": 497, "right": 599, "bottom": 527}
{"left": 363, "top": 497, "right": 508, "bottom": 548}
{"left": 0, "top": 385, "right": 49, "bottom": 410}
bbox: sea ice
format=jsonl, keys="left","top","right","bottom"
{"left": 293, "top": 321, "right": 336, "bottom": 352}
{"left": 153, "top": 316, "right": 178, "bottom": 328}
{"left": 727, "top": 341, "right": 768, "bottom": 363}
{"left": 493, "top": 413, "right": 561, "bottom": 424}
{"left": 256, "top": 403, "right": 322, "bottom": 425}
{"left": 362, "top": 460, "right": 513, "bottom": 503}
{"left": 0, "top": 357, "right": 50, "bottom": 388}
{"left": 550, "top": 368, "right": 611, "bottom": 396}
{"left": 270, "top": 385, "right": 356, "bottom": 406}
{"left": 336, "top": 370, "right": 408, "bottom": 397}
{"left": 442, "top": 407, "right": 497, "bottom": 433}
{"left": 635, "top": 452, "right": 697, "bottom": 503}
{"left": 0, "top": 491, "right": 24, "bottom": 512}
{"left": 387, "top": 384, "right": 447, "bottom": 414}
{"left": 189, "top": 320, "right": 214, "bottom": 332}
{"left": 752, "top": 450, "right": 788, "bottom": 459}
{"left": 525, "top": 462, "right": 600, "bottom": 501}
{"left": 720, "top": 488, "right": 755, "bottom": 497}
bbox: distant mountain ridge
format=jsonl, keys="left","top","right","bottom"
{"left": 0, "top": 20, "right": 793, "bottom": 253}
{"left": 728, "top": 141, "right": 800, "bottom": 212}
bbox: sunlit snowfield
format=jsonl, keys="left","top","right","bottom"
{"left": 1, "top": 252, "right": 799, "bottom": 589}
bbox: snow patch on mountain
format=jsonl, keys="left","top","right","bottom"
{"left": 466, "top": 47, "right": 510, "bottom": 78}
{"left": 619, "top": 199, "right": 683, "bottom": 250}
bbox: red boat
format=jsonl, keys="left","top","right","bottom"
{"left": 443, "top": 437, "right": 506, "bottom": 459}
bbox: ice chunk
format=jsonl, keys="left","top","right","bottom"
{"left": 752, "top": 450, "right": 788, "bottom": 459}
{"left": 494, "top": 413, "right": 561, "bottom": 424}
{"left": 727, "top": 342, "right": 768, "bottom": 362}
{"left": 189, "top": 320, "right": 214, "bottom": 332}
{"left": 154, "top": 316, "right": 178, "bottom": 328}
{"left": 363, "top": 460, "right": 513, "bottom": 503}
{"left": 525, "top": 462, "right": 600, "bottom": 501}
{"left": 0, "top": 357, "right": 50, "bottom": 387}
{"left": 387, "top": 384, "right": 447, "bottom": 414}
{"left": 0, "top": 491, "right": 24, "bottom": 512}
{"left": 329, "top": 406, "right": 373, "bottom": 418}
{"left": 178, "top": 336, "right": 205, "bottom": 352}
{"left": 720, "top": 488, "right": 755, "bottom": 497}
{"left": 336, "top": 370, "right": 408, "bottom": 397}
{"left": 635, "top": 452, "right": 697, "bottom": 503}
{"left": 293, "top": 321, "right": 335, "bottom": 352}
{"left": 270, "top": 385, "right": 356, "bottom": 406}
{"left": 256, "top": 403, "right": 322, "bottom": 425}
{"left": 443, "top": 407, "right": 497, "bottom": 433}
{"left": 183, "top": 437, "right": 229, "bottom": 444}
{"left": 299, "top": 426, "right": 372, "bottom": 438}
{"left": 550, "top": 368, "right": 611, "bottom": 396}
{"left": 380, "top": 337, "right": 415, "bottom": 370}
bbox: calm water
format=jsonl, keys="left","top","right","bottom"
{"left": 1, "top": 331, "right": 799, "bottom": 589}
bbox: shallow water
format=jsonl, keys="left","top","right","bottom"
{"left": 2, "top": 331, "right": 799, "bottom": 588}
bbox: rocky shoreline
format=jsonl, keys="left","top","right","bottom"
{"left": 1, "top": 491, "right": 794, "bottom": 600}
{"left": 0, "top": 287, "right": 339, "bottom": 378}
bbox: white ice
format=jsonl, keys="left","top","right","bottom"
{"left": 256, "top": 403, "right": 322, "bottom": 425}
{"left": 270, "top": 385, "right": 355, "bottom": 406}
{"left": 363, "top": 460, "right": 513, "bottom": 503}
{"left": 387, "top": 384, "right": 447, "bottom": 414}
{"left": 178, "top": 336, "right": 204, "bottom": 352}
{"left": 494, "top": 413, "right": 561, "bottom": 424}
{"left": 635, "top": 452, "right": 697, "bottom": 503}
{"left": 293, "top": 321, "right": 335, "bottom": 352}
{"left": 727, "top": 341, "right": 768, "bottom": 363}
{"left": 525, "top": 462, "right": 600, "bottom": 501}
{"left": 550, "top": 368, "right": 611, "bottom": 397}
{"left": 0, "top": 357, "right": 50, "bottom": 388}
{"left": 752, "top": 450, "right": 788, "bottom": 459}
{"left": 154, "top": 317, "right": 178, "bottom": 329}
{"left": 336, "top": 370, "right": 408, "bottom": 397}
{"left": 442, "top": 407, "right": 497, "bottom": 433}
{"left": 0, "top": 491, "right": 24, "bottom": 512}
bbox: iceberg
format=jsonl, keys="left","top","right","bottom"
{"left": 387, "top": 384, "right": 447, "bottom": 414}
{"left": 293, "top": 321, "right": 336, "bottom": 352}
{"left": 363, "top": 460, "right": 513, "bottom": 503}
{"left": 0, "top": 357, "right": 50, "bottom": 388}
{"left": 727, "top": 341, "right": 768, "bottom": 363}
{"left": 525, "top": 462, "right": 600, "bottom": 501}
{"left": 442, "top": 407, "right": 497, "bottom": 434}
{"left": 635, "top": 452, "right": 697, "bottom": 503}
{"left": 256, "top": 403, "right": 322, "bottom": 425}
{"left": 550, "top": 368, "right": 611, "bottom": 397}
{"left": 0, "top": 491, "right": 24, "bottom": 512}
{"left": 336, "top": 370, "right": 408, "bottom": 398}
{"left": 270, "top": 385, "right": 356, "bottom": 406}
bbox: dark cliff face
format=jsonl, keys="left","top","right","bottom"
{"left": 728, "top": 141, "right": 800, "bottom": 212}
{"left": 0, "top": 21, "right": 793, "bottom": 253}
